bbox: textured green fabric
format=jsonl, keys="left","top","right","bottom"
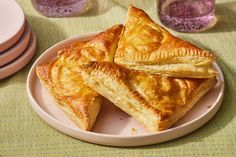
{"left": 1, "top": 0, "right": 236, "bottom": 156}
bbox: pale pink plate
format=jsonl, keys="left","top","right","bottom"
{"left": 0, "top": 32, "right": 36, "bottom": 79}
{"left": 0, "top": 22, "right": 31, "bottom": 67}
{"left": 27, "top": 33, "right": 224, "bottom": 146}
{"left": 0, "top": 0, "right": 25, "bottom": 53}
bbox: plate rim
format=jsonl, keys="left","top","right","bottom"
{"left": 26, "top": 33, "right": 225, "bottom": 146}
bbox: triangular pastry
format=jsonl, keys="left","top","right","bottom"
{"left": 79, "top": 61, "right": 217, "bottom": 131}
{"left": 36, "top": 25, "right": 123, "bottom": 130}
{"left": 114, "top": 5, "right": 217, "bottom": 78}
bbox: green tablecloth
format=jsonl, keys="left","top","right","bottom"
{"left": 1, "top": 0, "right": 236, "bottom": 156}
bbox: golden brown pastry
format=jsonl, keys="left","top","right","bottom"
{"left": 36, "top": 24, "right": 123, "bottom": 130}
{"left": 114, "top": 5, "right": 217, "bottom": 78}
{"left": 79, "top": 61, "right": 217, "bottom": 131}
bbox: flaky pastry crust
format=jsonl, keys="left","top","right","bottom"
{"left": 36, "top": 25, "right": 123, "bottom": 130}
{"left": 114, "top": 5, "right": 217, "bottom": 78}
{"left": 79, "top": 61, "right": 217, "bottom": 131}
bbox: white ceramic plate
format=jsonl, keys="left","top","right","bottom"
{"left": 0, "top": 32, "right": 36, "bottom": 79}
{"left": 27, "top": 33, "right": 224, "bottom": 146}
{"left": 0, "top": 0, "right": 25, "bottom": 52}
{"left": 0, "top": 22, "right": 31, "bottom": 67}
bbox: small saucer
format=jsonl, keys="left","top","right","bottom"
{"left": 0, "top": 22, "right": 31, "bottom": 67}
{"left": 0, "top": 32, "right": 36, "bottom": 79}
{"left": 0, "top": 0, "right": 25, "bottom": 52}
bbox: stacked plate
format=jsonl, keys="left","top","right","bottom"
{"left": 0, "top": 0, "right": 36, "bottom": 79}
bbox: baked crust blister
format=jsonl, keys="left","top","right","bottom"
{"left": 114, "top": 5, "right": 217, "bottom": 78}
{"left": 79, "top": 61, "right": 217, "bottom": 131}
{"left": 36, "top": 25, "right": 123, "bottom": 130}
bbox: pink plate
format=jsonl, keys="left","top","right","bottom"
{"left": 0, "top": 0, "right": 25, "bottom": 52}
{"left": 0, "top": 22, "right": 31, "bottom": 67}
{"left": 0, "top": 32, "right": 36, "bottom": 79}
{"left": 27, "top": 33, "right": 224, "bottom": 146}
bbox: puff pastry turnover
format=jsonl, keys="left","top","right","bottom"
{"left": 79, "top": 61, "right": 217, "bottom": 131}
{"left": 114, "top": 5, "right": 217, "bottom": 78}
{"left": 36, "top": 24, "right": 123, "bottom": 130}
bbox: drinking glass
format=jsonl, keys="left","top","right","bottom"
{"left": 158, "top": 0, "right": 216, "bottom": 32}
{"left": 31, "top": 0, "right": 93, "bottom": 17}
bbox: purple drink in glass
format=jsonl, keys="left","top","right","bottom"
{"left": 158, "top": 0, "right": 216, "bottom": 32}
{"left": 31, "top": 0, "right": 93, "bottom": 17}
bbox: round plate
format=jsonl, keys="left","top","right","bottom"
{"left": 0, "top": 0, "right": 25, "bottom": 52}
{"left": 27, "top": 33, "right": 224, "bottom": 146}
{"left": 0, "top": 22, "right": 31, "bottom": 67}
{"left": 0, "top": 32, "right": 36, "bottom": 79}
